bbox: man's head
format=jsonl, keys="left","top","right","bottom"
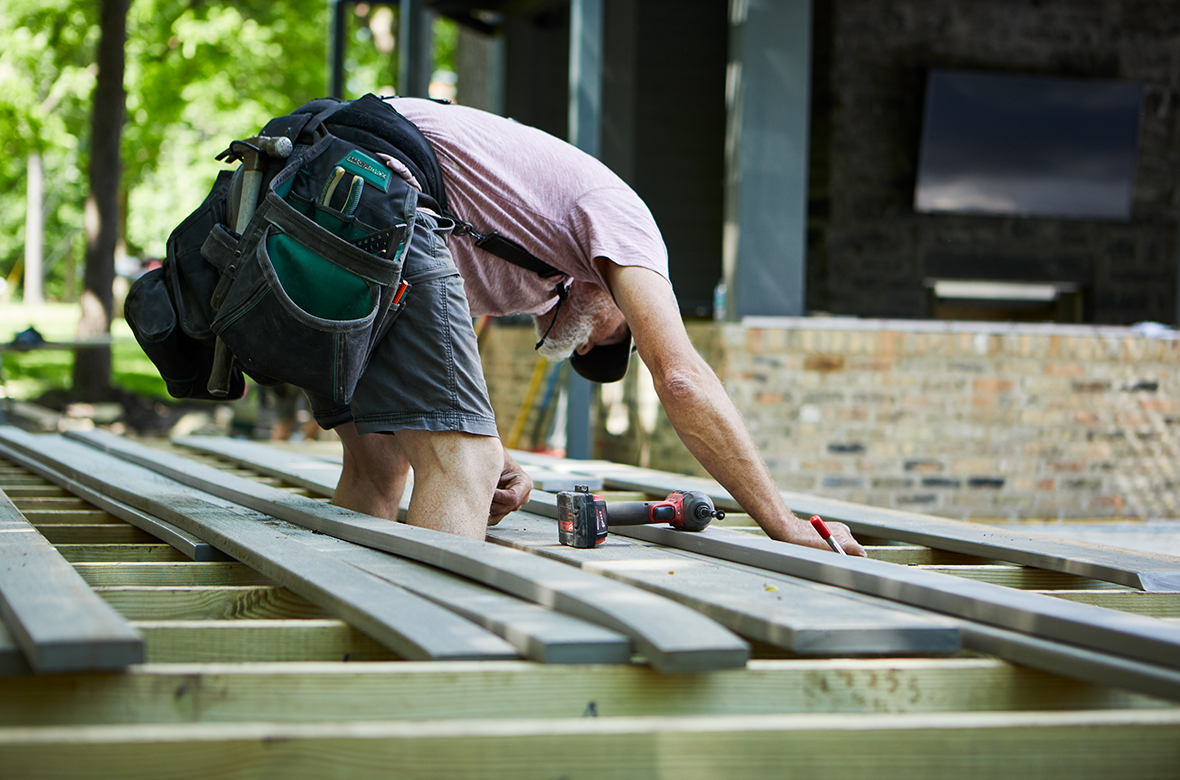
{"left": 533, "top": 282, "right": 632, "bottom": 382}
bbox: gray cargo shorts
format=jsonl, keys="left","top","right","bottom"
{"left": 307, "top": 211, "right": 499, "bottom": 438}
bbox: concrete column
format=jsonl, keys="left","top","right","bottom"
{"left": 723, "top": 0, "right": 812, "bottom": 318}
{"left": 565, "top": 0, "right": 603, "bottom": 459}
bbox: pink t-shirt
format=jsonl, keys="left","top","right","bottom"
{"left": 393, "top": 99, "right": 670, "bottom": 317}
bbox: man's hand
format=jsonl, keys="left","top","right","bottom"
{"left": 489, "top": 451, "right": 533, "bottom": 525}
{"left": 765, "top": 513, "right": 867, "bottom": 557}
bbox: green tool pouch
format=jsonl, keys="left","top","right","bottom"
{"left": 200, "top": 133, "right": 415, "bottom": 405}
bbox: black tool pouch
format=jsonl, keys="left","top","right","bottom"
{"left": 124, "top": 268, "right": 247, "bottom": 400}
{"left": 200, "top": 133, "right": 415, "bottom": 404}
{"left": 125, "top": 171, "right": 252, "bottom": 400}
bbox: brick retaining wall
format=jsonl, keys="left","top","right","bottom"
{"left": 481, "top": 319, "right": 1180, "bottom": 520}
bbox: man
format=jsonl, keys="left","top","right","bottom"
{"left": 317, "top": 97, "right": 864, "bottom": 556}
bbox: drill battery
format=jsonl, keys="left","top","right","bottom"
{"left": 557, "top": 485, "right": 609, "bottom": 548}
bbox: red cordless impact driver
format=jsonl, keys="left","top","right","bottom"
{"left": 557, "top": 485, "right": 725, "bottom": 548}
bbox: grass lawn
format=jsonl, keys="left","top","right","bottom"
{"left": 1, "top": 302, "right": 170, "bottom": 402}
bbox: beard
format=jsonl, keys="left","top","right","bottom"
{"left": 532, "top": 284, "right": 619, "bottom": 362}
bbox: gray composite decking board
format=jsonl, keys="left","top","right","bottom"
{"left": 508, "top": 450, "right": 1180, "bottom": 592}
{"left": 166, "top": 440, "right": 653, "bottom": 663}
{"left": 0, "top": 431, "right": 517, "bottom": 663}
{"left": 59, "top": 429, "right": 749, "bottom": 673}
{"left": 486, "top": 514, "right": 960, "bottom": 656}
{"left": 511, "top": 484, "right": 1180, "bottom": 697}
{"left": 611, "top": 522, "right": 1180, "bottom": 674}
{"left": 176, "top": 435, "right": 946, "bottom": 659}
{"left": 0, "top": 441, "right": 227, "bottom": 562}
{"left": 132, "top": 439, "right": 641, "bottom": 664}
{"left": 173, "top": 435, "right": 605, "bottom": 493}
{"left": 0, "top": 490, "right": 144, "bottom": 672}
{"left": 291, "top": 534, "right": 632, "bottom": 665}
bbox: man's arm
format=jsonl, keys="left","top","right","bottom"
{"left": 600, "top": 261, "right": 865, "bottom": 556}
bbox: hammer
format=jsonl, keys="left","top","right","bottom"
{"left": 207, "top": 135, "right": 294, "bottom": 397}
{"left": 557, "top": 485, "right": 725, "bottom": 548}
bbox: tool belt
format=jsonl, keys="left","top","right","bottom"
{"left": 126, "top": 97, "right": 418, "bottom": 405}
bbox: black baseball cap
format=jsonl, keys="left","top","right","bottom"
{"left": 568, "top": 329, "right": 633, "bottom": 383}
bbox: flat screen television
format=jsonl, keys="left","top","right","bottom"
{"left": 914, "top": 70, "right": 1143, "bottom": 221}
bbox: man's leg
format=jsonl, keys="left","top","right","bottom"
{"left": 333, "top": 422, "right": 411, "bottom": 522}
{"left": 334, "top": 422, "right": 502, "bottom": 539}
{"left": 396, "top": 429, "right": 502, "bottom": 539}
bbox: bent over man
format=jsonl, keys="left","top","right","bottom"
{"left": 312, "top": 97, "right": 864, "bottom": 556}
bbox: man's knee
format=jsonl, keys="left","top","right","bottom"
{"left": 397, "top": 430, "right": 501, "bottom": 487}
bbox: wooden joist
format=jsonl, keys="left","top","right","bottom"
{"left": 132, "top": 619, "right": 398, "bottom": 663}
{"left": 509, "top": 451, "right": 1180, "bottom": 592}
{"left": 0, "top": 431, "right": 518, "bottom": 664}
{"left": 487, "top": 513, "right": 960, "bottom": 656}
{"left": 0, "top": 621, "right": 30, "bottom": 676}
{"left": 72, "top": 562, "right": 274, "bottom": 588}
{"left": 2, "top": 709, "right": 1179, "bottom": 780}
{"left": 0, "top": 658, "right": 1170, "bottom": 727}
{"left": 0, "top": 490, "right": 143, "bottom": 672}
{"left": 55, "top": 544, "right": 191, "bottom": 563}
{"left": 92, "top": 586, "right": 330, "bottom": 621}
{"left": 52, "top": 429, "right": 749, "bottom": 673}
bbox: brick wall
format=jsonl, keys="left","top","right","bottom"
{"left": 482, "top": 318, "right": 1180, "bottom": 520}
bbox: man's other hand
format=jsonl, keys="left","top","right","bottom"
{"left": 489, "top": 451, "right": 533, "bottom": 525}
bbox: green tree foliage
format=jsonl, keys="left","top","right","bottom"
{"left": 0, "top": 0, "right": 97, "bottom": 299}
{"left": 1, "top": 0, "right": 458, "bottom": 294}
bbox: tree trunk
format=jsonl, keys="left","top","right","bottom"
{"left": 73, "top": 0, "right": 129, "bottom": 399}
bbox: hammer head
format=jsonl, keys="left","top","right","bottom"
{"left": 557, "top": 486, "right": 608, "bottom": 548}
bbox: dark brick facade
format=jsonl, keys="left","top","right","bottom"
{"left": 808, "top": 0, "right": 1180, "bottom": 324}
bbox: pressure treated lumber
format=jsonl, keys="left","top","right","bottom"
{"left": 93, "top": 586, "right": 329, "bottom": 621}
{"left": 1037, "top": 590, "right": 1180, "bottom": 618}
{"left": 912, "top": 564, "right": 1126, "bottom": 590}
{"left": 0, "top": 489, "right": 143, "bottom": 672}
{"left": 0, "top": 442, "right": 226, "bottom": 562}
{"left": 0, "top": 658, "right": 1170, "bottom": 728}
{"left": 72, "top": 562, "right": 274, "bottom": 588}
{"left": 3, "top": 709, "right": 1180, "bottom": 780}
{"left": 55, "top": 544, "right": 191, "bottom": 563}
{"left": 487, "top": 514, "right": 959, "bottom": 656}
{"left": 34, "top": 524, "right": 159, "bottom": 546}
{"left": 0, "top": 620, "right": 31, "bottom": 676}
{"left": 57, "top": 428, "right": 749, "bottom": 673}
{"left": 132, "top": 619, "right": 398, "bottom": 663}
{"left": 511, "top": 452, "right": 1180, "bottom": 592}
{"left": 0, "top": 431, "right": 517, "bottom": 663}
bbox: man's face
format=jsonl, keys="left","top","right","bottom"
{"left": 575, "top": 312, "right": 628, "bottom": 355}
{"left": 533, "top": 282, "right": 625, "bottom": 362}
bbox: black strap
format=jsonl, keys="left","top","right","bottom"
{"left": 473, "top": 232, "right": 564, "bottom": 279}
{"left": 534, "top": 282, "right": 571, "bottom": 350}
